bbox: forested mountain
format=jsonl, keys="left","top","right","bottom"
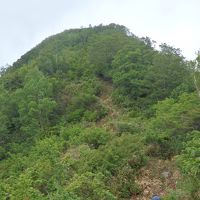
{"left": 0, "top": 24, "right": 199, "bottom": 200}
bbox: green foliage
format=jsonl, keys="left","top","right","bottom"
{"left": 78, "top": 134, "right": 147, "bottom": 176}
{"left": 110, "top": 166, "right": 140, "bottom": 198}
{"left": 177, "top": 131, "right": 200, "bottom": 177}
{"left": 0, "top": 146, "right": 6, "bottom": 160}
{"left": 49, "top": 189, "right": 80, "bottom": 200}
{"left": 115, "top": 117, "right": 145, "bottom": 135}
{"left": 110, "top": 44, "right": 153, "bottom": 107}
{"left": 0, "top": 86, "right": 9, "bottom": 145}
{"left": 147, "top": 45, "right": 193, "bottom": 101}
{"left": 146, "top": 93, "right": 200, "bottom": 158}
{"left": 66, "top": 172, "right": 116, "bottom": 200}
{"left": 88, "top": 31, "right": 128, "bottom": 78}
{"left": 164, "top": 177, "right": 200, "bottom": 200}
{"left": 0, "top": 24, "right": 198, "bottom": 199}
{"left": 15, "top": 67, "right": 57, "bottom": 136}
{"left": 78, "top": 127, "right": 112, "bottom": 148}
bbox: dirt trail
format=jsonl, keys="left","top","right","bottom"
{"left": 96, "top": 79, "right": 181, "bottom": 200}
{"left": 96, "top": 79, "right": 122, "bottom": 130}
{"left": 131, "top": 159, "right": 181, "bottom": 200}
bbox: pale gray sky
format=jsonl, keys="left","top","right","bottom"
{"left": 1, "top": 0, "right": 200, "bottom": 67}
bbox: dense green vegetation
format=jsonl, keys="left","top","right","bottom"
{"left": 0, "top": 24, "right": 199, "bottom": 199}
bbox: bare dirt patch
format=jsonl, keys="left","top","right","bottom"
{"left": 131, "top": 158, "right": 181, "bottom": 200}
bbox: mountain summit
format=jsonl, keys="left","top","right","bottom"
{"left": 0, "top": 24, "right": 199, "bottom": 199}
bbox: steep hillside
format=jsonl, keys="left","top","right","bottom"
{"left": 0, "top": 24, "right": 199, "bottom": 200}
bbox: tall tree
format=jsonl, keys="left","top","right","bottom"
{"left": 15, "top": 67, "right": 56, "bottom": 136}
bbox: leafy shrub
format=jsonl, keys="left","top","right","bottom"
{"left": 0, "top": 146, "right": 7, "bottom": 160}
{"left": 110, "top": 166, "right": 140, "bottom": 198}
{"left": 177, "top": 132, "right": 200, "bottom": 177}
{"left": 79, "top": 127, "right": 111, "bottom": 149}
{"left": 116, "top": 118, "right": 144, "bottom": 135}
{"left": 146, "top": 93, "right": 200, "bottom": 158}
{"left": 175, "top": 131, "right": 200, "bottom": 199}
{"left": 66, "top": 172, "right": 116, "bottom": 200}
{"left": 78, "top": 134, "right": 146, "bottom": 176}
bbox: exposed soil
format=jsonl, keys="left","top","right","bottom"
{"left": 96, "top": 79, "right": 181, "bottom": 200}
{"left": 96, "top": 79, "right": 122, "bottom": 131}
{"left": 131, "top": 158, "right": 181, "bottom": 200}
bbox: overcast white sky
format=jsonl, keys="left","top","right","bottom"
{"left": 0, "top": 0, "right": 200, "bottom": 67}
